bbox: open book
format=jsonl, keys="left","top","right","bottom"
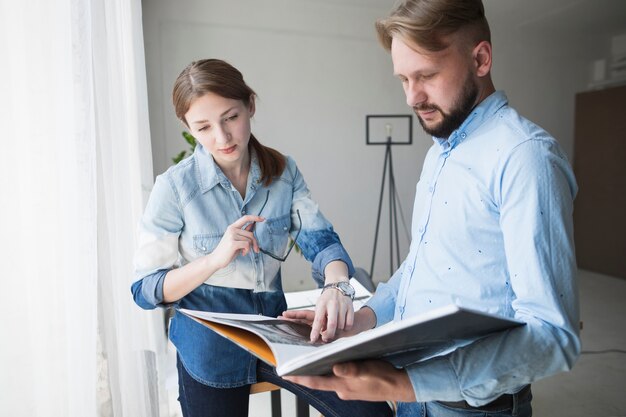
{"left": 179, "top": 303, "right": 524, "bottom": 376}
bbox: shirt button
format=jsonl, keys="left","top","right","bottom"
{"left": 399, "top": 306, "right": 405, "bottom": 314}
{"left": 283, "top": 226, "right": 288, "bottom": 231}
{"left": 428, "top": 186, "right": 434, "bottom": 193}
{"left": 202, "top": 247, "right": 207, "bottom": 251}
{"left": 418, "top": 226, "right": 424, "bottom": 233}
{"left": 406, "top": 265, "right": 413, "bottom": 273}
{"left": 461, "top": 132, "right": 467, "bottom": 139}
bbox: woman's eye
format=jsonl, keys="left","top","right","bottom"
{"left": 197, "top": 125, "right": 209, "bottom": 132}
{"left": 226, "top": 114, "right": 238, "bottom": 121}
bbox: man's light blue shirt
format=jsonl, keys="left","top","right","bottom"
{"left": 367, "top": 91, "right": 580, "bottom": 406}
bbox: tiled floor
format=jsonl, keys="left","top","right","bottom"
{"left": 168, "top": 269, "right": 626, "bottom": 416}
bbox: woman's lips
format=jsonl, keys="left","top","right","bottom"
{"left": 220, "top": 145, "right": 237, "bottom": 154}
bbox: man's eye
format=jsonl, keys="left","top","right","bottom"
{"left": 422, "top": 73, "right": 435, "bottom": 80}
{"left": 197, "top": 125, "right": 209, "bottom": 132}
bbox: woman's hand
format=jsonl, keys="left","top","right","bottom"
{"left": 281, "top": 306, "right": 377, "bottom": 343}
{"left": 207, "top": 215, "right": 264, "bottom": 270}
{"left": 310, "top": 286, "right": 354, "bottom": 342}
{"left": 302, "top": 260, "right": 355, "bottom": 342}
{"left": 280, "top": 308, "right": 353, "bottom": 342}
{"left": 162, "top": 214, "right": 264, "bottom": 303}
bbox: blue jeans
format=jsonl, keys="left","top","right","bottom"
{"left": 177, "top": 355, "right": 393, "bottom": 417}
{"left": 397, "top": 395, "right": 532, "bottom": 417}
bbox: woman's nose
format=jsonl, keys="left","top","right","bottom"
{"left": 214, "top": 125, "right": 231, "bottom": 144}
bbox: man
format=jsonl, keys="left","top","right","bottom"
{"left": 283, "top": 0, "right": 580, "bottom": 415}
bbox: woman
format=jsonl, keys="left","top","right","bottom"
{"left": 131, "top": 59, "right": 391, "bottom": 417}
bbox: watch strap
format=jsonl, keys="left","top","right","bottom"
{"left": 321, "top": 281, "right": 355, "bottom": 300}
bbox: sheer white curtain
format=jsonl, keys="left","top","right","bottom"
{"left": 0, "top": 1, "right": 169, "bottom": 416}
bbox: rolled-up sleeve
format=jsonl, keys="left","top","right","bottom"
{"left": 131, "top": 174, "right": 183, "bottom": 309}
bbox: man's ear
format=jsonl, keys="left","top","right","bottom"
{"left": 473, "top": 40, "right": 492, "bottom": 77}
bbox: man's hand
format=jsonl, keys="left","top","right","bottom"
{"left": 285, "top": 360, "right": 416, "bottom": 402}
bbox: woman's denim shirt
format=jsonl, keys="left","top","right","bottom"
{"left": 131, "top": 144, "right": 354, "bottom": 387}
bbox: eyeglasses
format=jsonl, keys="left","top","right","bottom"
{"left": 248, "top": 190, "right": 302, "bottom": 262}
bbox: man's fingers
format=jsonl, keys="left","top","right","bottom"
{"left": 284, "top": 375, "right": 319, "bottom": 389}
{"left": 279, "top": 310, "right": 316, "bottom": 326}
{"left": 281, "top": 310, "right": 316, "bottom": 322}
{"left": 333, "top": 362, "right": 360, "bottom": 377}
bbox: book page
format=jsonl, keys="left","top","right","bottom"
{"left": 217, "top": 318, "right": 323, "bottom": 347}
{"left": 180, "top": 310, "right": 322, "bottom": 366}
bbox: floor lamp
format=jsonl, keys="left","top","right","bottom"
{"left": 366, "top": 115, "right": 413, "bottom": 280}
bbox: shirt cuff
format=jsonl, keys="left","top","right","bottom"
{"left": 365, "top": 289, "right": 396, "bottom": 326}
{"left": 406, "top": 356, "right": 463, "bottom": 403}
{"left": 311, "top": 242, "right": 355, "bottom": 287}
{"left": 137, "top": 269, "right": 169, "bottom": 307}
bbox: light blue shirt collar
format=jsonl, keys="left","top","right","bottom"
{"left": 194, "top": 143, "right": 262, "bottom": 194}
{"left": 433, "top": 90, "right": 509, "bottom": 150}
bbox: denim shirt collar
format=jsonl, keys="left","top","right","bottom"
{"left": 433, "top": 90, "right": 508, "bottom": 150}
{"left": 194, "top": 143, "right": 262, "bottom": 195}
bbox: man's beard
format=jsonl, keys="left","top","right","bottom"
{"left": 414, "top": 76, "right": 479, "bottom": 139}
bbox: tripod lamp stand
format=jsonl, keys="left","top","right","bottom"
{"left": 366, "top": 115, "right": 413, "bottom": 280}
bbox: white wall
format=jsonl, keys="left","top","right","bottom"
{"left": 487, "top": 17, "right": 608, "bottom": 161}
{"left": 141, "top": 0, "right": 622, "bottom": 290}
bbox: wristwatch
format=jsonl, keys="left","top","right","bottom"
{"left": 322, "top": 281, "right": 355, "bottom": 300}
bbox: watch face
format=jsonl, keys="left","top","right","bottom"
{"left": 338, "top": 281, "right": 355, "bottom": 297}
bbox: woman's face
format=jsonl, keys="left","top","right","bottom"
{"left": 184, "top": 92, "right": 255, "bottom": 168}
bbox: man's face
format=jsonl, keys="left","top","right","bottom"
{"left": 391, "top": 37, "right": 478, "bottom": 139}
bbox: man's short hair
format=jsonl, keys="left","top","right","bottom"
{"left": 376, "top": 0, "right": 491, "bottom": 52}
